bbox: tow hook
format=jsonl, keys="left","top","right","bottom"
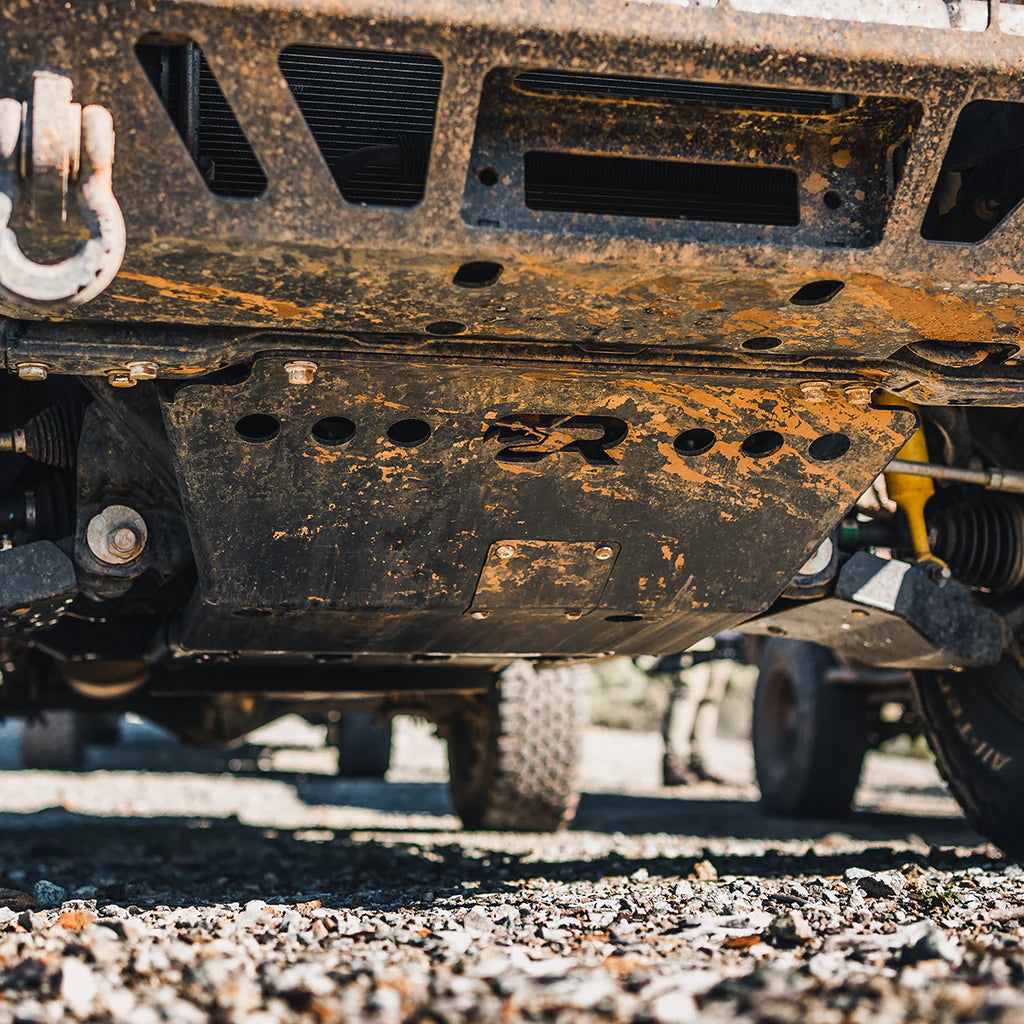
{"left": 0, "top": 71, "right": 125, "bottom": 311}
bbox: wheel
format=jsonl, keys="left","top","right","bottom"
{"left": 912, "top": 659, "right": 1024, "bottom": 856}
{"left": 753, "top": 639, "right": 869, "bottom": 818}
{"left": 446, "top": 660, "right": 591, "bottom": 831}
{"left": 21, "top": 711, "right": 88, "bottom": 770}
{"left": 330, "top": 712, "right": 393, "bottom": 778}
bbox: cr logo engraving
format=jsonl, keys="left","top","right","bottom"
{"left": 483, "top": 414, "right": 628, "bottom": 465}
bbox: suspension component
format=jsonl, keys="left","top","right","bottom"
{"left": 879, "top": 394, "right": 940, "bottom": 564}
{"left": 0, "top": 404, "right": 82, "bottom": 468}
{"left": 931, "top": 493, "right": 1024, "bottom": 593}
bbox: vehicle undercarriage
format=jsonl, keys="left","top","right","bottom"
{"left": 5, "top": 0, "right": 1024, "bottom": 847}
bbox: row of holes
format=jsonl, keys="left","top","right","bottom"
{"left": 236, "top": 414, "right": 430, "bottom": 446}
{"left": 676, "top": 428, "right": 850, "bottom": 461}
{"left": 451, "top": 260, "right": 845, "bottom": 309}
{"left": 238, "top": 414, "right": 850, "bottom": 462}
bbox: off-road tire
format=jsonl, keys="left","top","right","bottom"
{"left": 330, "top": 713, "right": 393, "bottom": 778}
{"left": 753, "top": 639, "right": 869, "bottom": 818}
{"left": 446, "top": 661, "right": 591, "bottom": 831}
{"left": 912, "top": 661, "right": 1024, "bottom": 856}
{"left": 21, "top": 711, "right": 88, "bottom": 770}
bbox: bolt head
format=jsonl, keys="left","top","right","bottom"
{"left": 844, "top": 384, "right": 873, "bottom": 406}
{"left": 564, "top": 608, "right": 584, "bottom": 620}
{"left": 16, "top": 363, "right": 48, "bottom": 382}
{"left": 284, "top": 360, "right": 318, "bottom": 385}
{"left": 495, "top": 544, "right": 515, "bottom": 560}
{"left": 108, "top": 526, "right": 140, "bottom": 555}
{"left": 470, "top": 610, "right": 490, "bottom": 620}
{"left": 799, "top": 381, "right": 830, "bottom": 403}
{"left": 127, "top": 360, "right": 159, "bottom": 381}
{"left": 594, "top": 546, "right": 615, "bottom": 561}
{"left": 107, "top": 369, "right": 136, "bottom": 388}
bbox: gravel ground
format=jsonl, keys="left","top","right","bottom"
{"left": 0, "top": 717, "right": 1016, "bottom": 1023}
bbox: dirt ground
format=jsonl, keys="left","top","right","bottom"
{"left": 0, "top": 717, "right": 1016, "bottom": 1023}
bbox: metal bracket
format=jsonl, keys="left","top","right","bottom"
{"left": 0, "top": 72, "right": 125, "bottom": 312}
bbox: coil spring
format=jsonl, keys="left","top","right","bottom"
{"left": 931, "top": 492, "right": 1024, "bottom": 593}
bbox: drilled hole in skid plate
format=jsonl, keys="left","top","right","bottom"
{"left": 790, "top": 280, "right": 844, "bottom": 306}
{"left": 312, "top": 417, "right": 356, "bottom": 446}
{"left": 809, "top": 432, "right": 851, "bottom": 461}
{"left": 387, "top": 418, "right": 432, "bottom": 446}
{"left": 454, "top": 261, "right": 503, "bottom": 288}
{"left": 426, "top": 320, "right": 467, "bottom": 336}
{"left": 477, "top": 166, "right": 499, "bottom": 186}
{"left": 823, "top": 190, "right": 842, "bottom": 210}
{"left": 742, "top": 336, "right": 782, "bottom": 351}
{"left": 235, "top": 414, "right": 280, "bottom": 443}
{"left": 674, "top": 428, "right": 716, "bottom": 456}
{"left": 741, "top": 430, "right": 784, "bottom": 458}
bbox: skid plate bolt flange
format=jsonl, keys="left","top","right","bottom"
{"left": 284, "top": 360, "right": 317, "bottom": 385}
{"left": 87, "top": 504, "right": 147, "bottom": 565}
{"left": 594, "top": 546, "right": 615, "bottom": 561}
{"left": 127, "top": 360, "right": 158, "bottom": 381}
{"left": 495, "top": 544, "right": 515, "bottom": 560}
{"left": 844, "top": 384, "right": 873, "bottom": 406}
{"left": 799, "top": 381, "right": 830, "bottom": 403}
{"left": 16, "top": 362, "right": 48, "bottom": 381}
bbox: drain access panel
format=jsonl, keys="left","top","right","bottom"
{"left": 161, "top": 357, "right": 916, "bottom": 657}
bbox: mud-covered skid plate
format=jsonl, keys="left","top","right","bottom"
{"left": 161, "top": 357, "right": 916, "bottom": 656}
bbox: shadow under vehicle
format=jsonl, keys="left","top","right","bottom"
{"left": 4, "top": 0, "right": 1024, "bottom": 849}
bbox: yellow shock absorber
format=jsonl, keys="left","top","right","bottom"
{"left": 877, "top": 394, "right": 940, "bottom": 563}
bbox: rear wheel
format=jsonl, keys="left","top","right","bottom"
{"left": 912, "top": 659, "right": 1024, "bottom": 856}
{"left": 446, "top": 661, "right": 591, "bottom": 831}
{"left": 330, "top": 713, "right": 393, "bottom": 778}
{"left": 21, "top": 711, "right": 88, "bottom": 770}
{"left": 753, "top": 639, "right": 869, "bottom": 818}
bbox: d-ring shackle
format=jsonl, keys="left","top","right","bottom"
{"left": 0, "top": 71, "right": 125, "bottom": 311}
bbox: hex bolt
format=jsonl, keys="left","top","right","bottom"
{"left": 126, "top": 360, "right": 158, "bottom": 381}
{"left": 107, "top": 369, "right": 136, "bottom": 388}
{"left": 86, "top": 505, "right": 148, "bottom": 565}
{"left": 564, "top": 608, "right": 584, "bottom": 620}
{"left": 16, "top": 363, "right": 48, "bottom": 382}
{"left": 108, "top": 526, "right": 141, "bottom": 557}
{"left": 844, "top": 384, "right": 873, "bottom": 406}
{"left": 284, "top": 360, "right": 318, "bottom": 385}
{"left": 594, "top": 546, "right": 615, "bottom": 561}
{"left": 495, "top": 544, "right": 515, "bottom": 560}
{"left": 799, "top": 381, "right": 830, "bottom": 404}
{"left": 470, "top": 610, "right": 490, "bottom": 620}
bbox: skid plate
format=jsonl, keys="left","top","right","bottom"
{"left": 161, "top": 356, "right": 916, "bottom": 657}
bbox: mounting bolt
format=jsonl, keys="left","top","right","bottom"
{"left": 844, "top": 384, "right": 873, "bottom": 406}
{"left": 86, "top": 505, "right": 148, "bottom": 565}
{"left": 16, "top": 362, "right": 48, "bottom": 382}
{"left": 284, "top": 360, "right": 318, "bottom": 385}
{"left": 108, "top": 526, "right": 141, "bottom": 557}
{"left": 107, "top": 369, "right": 136, "bottom": 388}
{"left": 470, "top": 610, "right": 490, "bottom": 620}
{"left": 594, "top": 546, "right": 615, "bottom": 561}
{"left": 564, "top": 608, "right": 584, "bottom": 620}
{"left": 126, "top": 360, "right": 159, "bottom": 381}
{"left": 495, "top": 544, "right": 515, "bottom": 560}
{"left": 799, "top": 381, "right": 830, "bottom": 404}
